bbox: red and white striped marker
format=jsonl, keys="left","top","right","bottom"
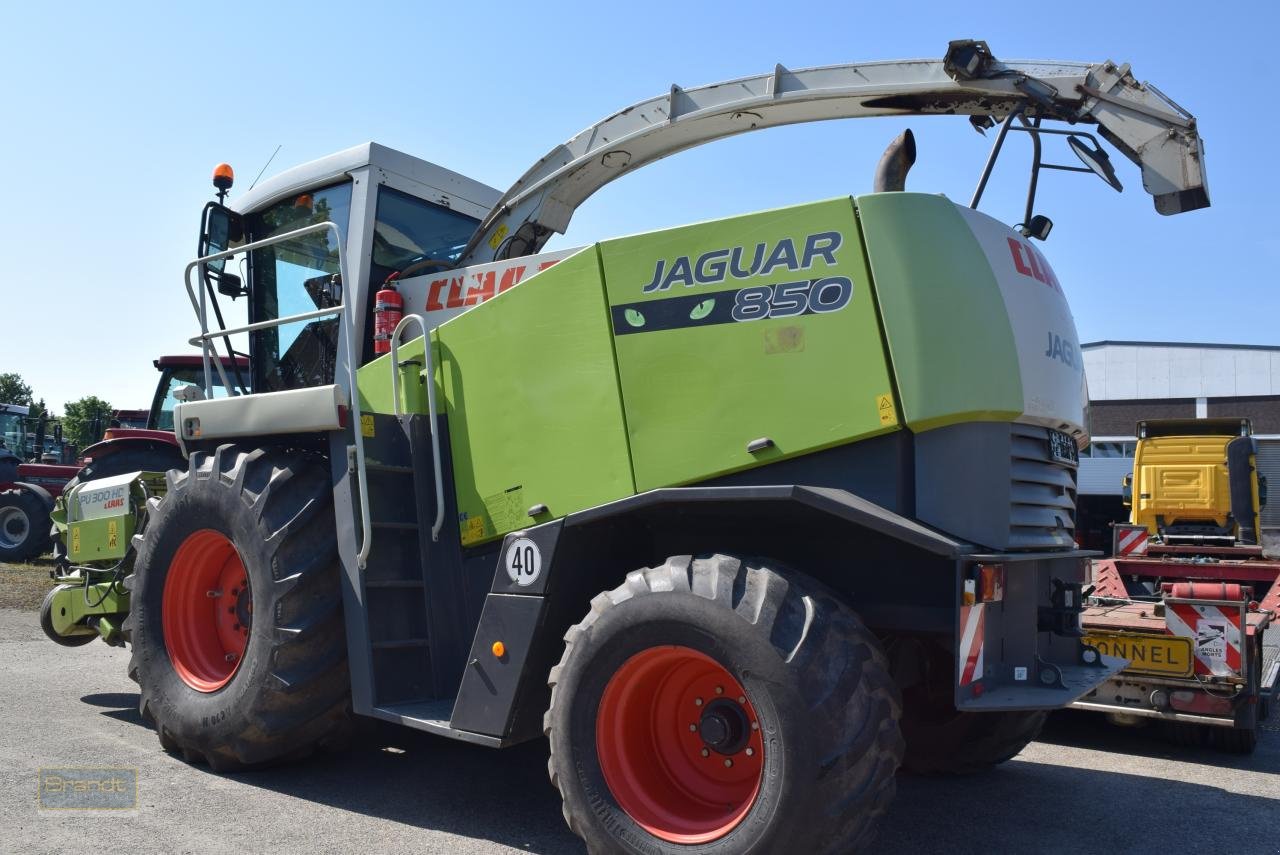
{"left": 958, "top": 603, "right": 985, "bottom": 686}
{"left": 1114, "top": 525, "right": 1150, "bottom": 556}
{"left": 1165, "top": 602, "right": 1243, "bottom": 677}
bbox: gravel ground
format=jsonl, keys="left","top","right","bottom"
{"left": 1, "top": 606, "right": 1276, "bottom": 855}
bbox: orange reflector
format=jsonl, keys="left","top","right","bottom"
{"left": 491, "top": 641, "right": 506, "bottom": 658}
{"left": 962, "top": 578, "right": 976, "bottom": 606}
{"left": 979, "top": 564, "right": 1005, "bottom": 603}
{"left": 294, "top": 193, "right": 313, "bottom": 209}
{"left": 102, "top": 429, "right": 117, "bottom": 441}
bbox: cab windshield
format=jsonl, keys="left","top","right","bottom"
{"left": 248, "top": 183, "right": 352, "bottom": 393}
{"left": 0, "top": 412, "right": 24, "bottom": 452}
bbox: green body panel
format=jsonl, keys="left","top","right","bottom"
{"left": 356, "top": 334, "right": 434, "bottom": 417}
{"left": 68, "top": 516, "right": 135, "bottom": 562}
{"left": 350, "top": 194, "right": 1082, "bottom": 549}
{"left": 600, "top": 197, "right": 898, "bottom": 491}
{"left": 47, "top": 582, "right": 127, "bottom": 637}
{"left": 855, "top": 193, "right": 1023, "bottom": 431}
{"left": 436, "top": 247, "right": 635, "bottom": 545}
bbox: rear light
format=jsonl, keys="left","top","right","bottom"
{"left": 1168, "top": 690, "right": 1234, "bottom": 716}
{"left": 979, "top": 564, "right": 1005, "bottom": 603}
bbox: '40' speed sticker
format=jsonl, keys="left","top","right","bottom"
{"left": 504, "top": 537, "right": 542, "bottom": 587}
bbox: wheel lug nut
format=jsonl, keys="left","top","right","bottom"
{"left": 724, "top": 759, "right": 733, "bottom": 768}
{"left": 700, "top": 748, "right": 709, "bottom": 758}
{"left": 225, "top": 652, "right": 237, "bottom": 662}
{"left": 694, "top": 698, "right": 703, "bottom": 707}
{"left": 751, "top": 722, "right": 759, "bottom": 731}
{"left": 715, "top": 686, "right": 724, "bottom": 695}
{"left": 689, "top": 724, "right": 697, "bottom": 732}
{"left": 745, "top": 747, "right": 754, "bottom": 756}
{"left": 738, "top": 695, "right": 746, "bottom": 704}
{"left": 206, "top": 590, "right": 222, "bottom": 598}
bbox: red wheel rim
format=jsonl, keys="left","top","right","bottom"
{"left": 162, "top": 530, "right": 251, "bottom": 692}
{"left": 596, "top": 645, "right": 764, "bottom": 844}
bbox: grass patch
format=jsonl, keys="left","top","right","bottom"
{"left": 0, "top": 559, "right": 58, "bottom": 610}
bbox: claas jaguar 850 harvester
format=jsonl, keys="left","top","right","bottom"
{"left": 43, "top": 41, "right": 1210, "bottom": 853}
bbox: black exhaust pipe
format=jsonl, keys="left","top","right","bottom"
{"left": 873, "top": 129, "right": 916, "bottom": 192}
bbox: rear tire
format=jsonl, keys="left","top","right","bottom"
{"left": 901, "top": 703, "right": 1047, "bottom": 774}
{"left": 1209, "top": 724, "right": 1258, "bottom": 754}
{"left": 546, "top": 554, "right": 903, "bottom": 854}
{"left": 0, "top": 488, "right": 49, "bottom": 562}
{"left": 124, "top": 444, "right": 350, "bottom": 770}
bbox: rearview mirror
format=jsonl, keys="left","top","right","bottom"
{"left": 200, "top": 202, "right": 247, "bottom": 298}
{"left": 1068, "top": 135, "right": 1123, "bottom": 193}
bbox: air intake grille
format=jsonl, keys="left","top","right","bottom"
{"left": 1009, "top": 423, "right": 1077, "bottom": 549}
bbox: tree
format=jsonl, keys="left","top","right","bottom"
{"left": 62, "top": 396, "right": 114, "bottom": 449}
{"left": 0, "top": 373, "right": 33, "bottom": 406}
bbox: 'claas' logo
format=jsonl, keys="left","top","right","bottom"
{"left": 1006, "top": 237, "right": 1064, "bottom": 296}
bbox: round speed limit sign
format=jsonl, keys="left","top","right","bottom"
{"left": 505, "top": 537, "right": 542, "bottom": 587}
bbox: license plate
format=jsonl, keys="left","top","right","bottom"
{"left": 1083, "top": 632, "right": 1193, "bottom": 677}
{"left": 1048, "top": 429, "right": 1078, "bottom": 465}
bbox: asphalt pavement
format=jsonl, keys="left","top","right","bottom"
{"left": 2, "top": 607, "right": 1277, "bottom": 855}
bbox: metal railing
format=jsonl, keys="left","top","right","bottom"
{"left": 390, "top": 314, "right": 446, "bottom": 541}
{"left": 182, "top": 221, "right": 375, "bottom": 569}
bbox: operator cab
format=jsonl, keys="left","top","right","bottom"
{"left": 198, "top": 143, "right": 500, "bottom": 394}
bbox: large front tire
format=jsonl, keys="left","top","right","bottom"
{"left": 124, "top": 444, "right": 350, "bottom": 770}
{"left": 546, "top": 554, "right": 903, "bottom": 854}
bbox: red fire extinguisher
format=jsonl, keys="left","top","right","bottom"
{"left": 373, "top": 276, "right": 403, "bottom": 355}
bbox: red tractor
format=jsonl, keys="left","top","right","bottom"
{"left": 0, "top": 404, "right": 78, "bottom": 561}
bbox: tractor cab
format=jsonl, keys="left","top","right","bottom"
{"left": 196, "top": 143, "right": 500, "bottom": 395}
{"left": 0, "top": 403, "right": 28, "bottom": 455}
{"left": 148, "top": 355, "right": 247, "bottom": 432}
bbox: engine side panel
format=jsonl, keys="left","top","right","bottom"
{"left": 599, "top": 196, "right": 898, "bottom": 492}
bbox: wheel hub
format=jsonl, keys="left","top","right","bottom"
{"left": 699, "top": 699, "right": 749, "bottom": 755}
{"left": 0, "top": 506, "right": 29, "bottom": 548}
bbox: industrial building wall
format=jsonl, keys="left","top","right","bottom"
{"left": 1088, "top": 399, "right": 1195, "bottom": 436}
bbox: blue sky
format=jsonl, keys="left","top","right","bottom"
{"left": 1, "top": 0, "right": 1276, "bottom": 412}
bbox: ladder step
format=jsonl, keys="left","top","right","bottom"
{"left": 366, "top": 461, "right": 415, "bottom": 475}
{"left": 371, "top": 520, "right": 419, "bottom": 531}
{"left": 372, "top": 638, "right": 431, "bottom": 649}
{"left": 365, "top": 579, "right": 424, "bottom": 589}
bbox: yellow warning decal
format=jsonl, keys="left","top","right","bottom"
{"left": 460, "top": 515, "right": 486, "bottom": 546}
{"left": 360, "top": 415, "right": 375, "bottom": 438}
{"left": 70, "top": 526, "right": 81, "bottom": 557}
{"left": 488, "top": 223, "right": 509, "bottom": 251}
{"left": 876, "top": 393, "right": 898, "bottom": 427}
{"left": 107, "top": 520, "right": 118, "bottom": 549}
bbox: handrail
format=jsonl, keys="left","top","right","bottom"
{"left": 390, "top": 314, "right": 446, "bottom": 542}
{"left": 182, "top": 220, "right": 376, "bottom": 570}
